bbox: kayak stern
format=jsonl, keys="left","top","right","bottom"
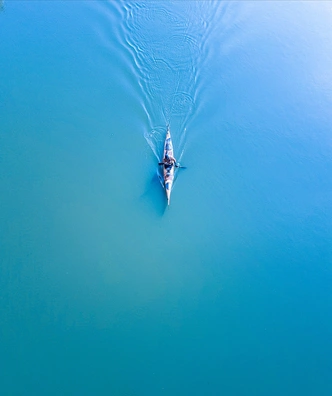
{"left": 165, "top": 180, "right": 172, "bottom": 205}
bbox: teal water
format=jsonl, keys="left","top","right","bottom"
{"left": 1, "top": 1, "right": 332, "bottom": 395}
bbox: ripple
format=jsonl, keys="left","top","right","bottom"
{"left": 144, "top": 126, "right": 166, "bottom": 160}
{"left": 152, "top": 34, "right": 199, "bottom": 70}
{"left": 124, "top": 4, "right": 183, "bottom": 48}
{"left": 94, "top": 1, "right": 237, "bottom": 159}
{"left": 170, "top": 92, "right": 195, "bottom": 116}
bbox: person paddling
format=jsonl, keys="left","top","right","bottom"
{"left": 159, "top": 154, "right": 178, "bottom": 169}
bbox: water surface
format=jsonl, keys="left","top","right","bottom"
{"left": 1, "top": 1, "right": 332, "bottom": 395}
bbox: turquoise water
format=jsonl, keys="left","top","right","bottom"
{"left": 1, "top": 1, "right": 332, "bottom": 394}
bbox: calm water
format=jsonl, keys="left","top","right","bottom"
{"left": 1, "top": 1, "right": 332, "bottom": 395}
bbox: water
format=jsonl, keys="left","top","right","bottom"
{"left": 1, "top": 1, "right": 332, "bottom": 395}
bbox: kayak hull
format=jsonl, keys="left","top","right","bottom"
{"left": 163, "top": 129, "right": 175, "bottom": 205}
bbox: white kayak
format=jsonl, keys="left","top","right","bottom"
{"left": 162, "top": 127, "right": 175, "bottom": 205}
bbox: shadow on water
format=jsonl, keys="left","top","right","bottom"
{"left": 139, "top": 170, "right": 168, "bottom": 217}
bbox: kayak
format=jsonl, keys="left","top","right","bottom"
{"left": 163, "top": 127, "right": 175, "bottom": 205}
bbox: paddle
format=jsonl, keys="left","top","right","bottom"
{"left": 158, "top": 162, "right": 186, "bottom": 169}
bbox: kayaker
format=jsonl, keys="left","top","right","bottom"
{"left": 159, "top": 154, "right": 177, "bottom": 168}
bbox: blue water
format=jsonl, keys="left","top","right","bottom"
{"left": 1, "top": 1, "right": 332, "bottom": 395}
